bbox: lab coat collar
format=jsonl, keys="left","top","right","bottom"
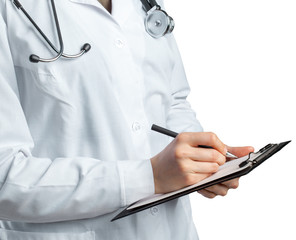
{"left": 68, "top": 0, "right": 134, "bottom": 27}
{"left": 67, "top": 0, "right": 111, "bottom": 15}
{"left": 112, "top": 0, "right": 134, "bottom": 26}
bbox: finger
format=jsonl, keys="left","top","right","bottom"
{"left": 188, "top": 147, "right": 226, "bottom": 166}
{"left": 177, "top": 132, "right": 226, "bottom": 156}
{"left": 226, "top": 146, "right": 254, "bottom": 158}
{"left": 188, "top": 161, "right": 220, "bottom": 174}
{"left": 202, "top": 184, "right": 229, "bottom": 196}
{"left": 198, "top": 189, "right": 217, "bottom": 199}
{"left": 221, "top": 178, "right": 240, "bottom": 189}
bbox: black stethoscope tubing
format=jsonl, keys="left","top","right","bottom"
{"left": 13, "top": 0, "right": 91, "bottom": 63}
{"left": 13, "top": 0, "right": 172, "bottom": 63}
{"left": 140, "top": 0, "right": 158, "bottom": 12}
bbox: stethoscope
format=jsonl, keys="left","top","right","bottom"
{"left": 12, "top": 0, "right": 174, "bottom": 63}
{"left": 140, "top": 0, "right": 174, "bottom": 38}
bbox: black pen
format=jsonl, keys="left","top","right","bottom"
{"left": 151, "top": 124, "right": 238, "bottom": 159}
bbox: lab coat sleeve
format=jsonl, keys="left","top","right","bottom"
{"left": 166, "top": 35, "right": 204, "bottom": 133}
{"left": 0, "top": 10, "right": 154, "bottom": 223}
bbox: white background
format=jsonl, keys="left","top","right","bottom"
{"left": 165, "top": 1, "right": 296, "bottom": 240}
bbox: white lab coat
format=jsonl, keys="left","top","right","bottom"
{"left": 0, "top": 0, "right": 203, "bottom": 239}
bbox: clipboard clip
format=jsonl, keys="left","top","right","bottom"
{"left": 238, "top": 143, "right": 274, "bottom": 168}
{"left": 238, "top": 153, "right": 254, "bottom": 168}
{"left": 259, "top": 143, "right": 273, "bottom": 153}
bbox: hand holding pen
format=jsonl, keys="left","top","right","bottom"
{"left": 150, "top": 125, "right": 253, "bottom": 197}
{"left": 151, "top": 124, "right": 238, "bottom": 159}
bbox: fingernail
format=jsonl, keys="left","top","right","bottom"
{"left": 224, "top": 146, "right": 228, "bottom": 155}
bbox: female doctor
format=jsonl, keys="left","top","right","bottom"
{"left": 0, "top": 0, "right": 253, "bottom": 239}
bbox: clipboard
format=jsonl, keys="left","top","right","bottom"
{"left": 111, "top": 140, "right": 291, "bottom": 221}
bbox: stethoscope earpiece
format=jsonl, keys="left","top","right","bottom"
{"left": 29, "top": 54, "right": 40, "bottom": 63}
{"left": 82, "top": 43, "right": 91, "bottom": 53}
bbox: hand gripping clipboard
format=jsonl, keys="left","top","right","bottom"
{"left": 111, "top": 141, "right": 291, "bottom": 221}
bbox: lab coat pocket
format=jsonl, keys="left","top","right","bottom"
{"left": 0, "top": 228, "right": 95, "bottom": 240}
{"left": 15, "top": 66, "right": 73, "bottom": 107}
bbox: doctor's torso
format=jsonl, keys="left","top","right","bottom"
{"left": 0, "top": 0, "right": 201, "bottom": 239}
{"left": 6, "top": 0, "right": 174, "bottom": 160}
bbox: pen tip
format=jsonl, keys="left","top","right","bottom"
{"left": 226, "top": 152, "right": 238, "bottom": 159}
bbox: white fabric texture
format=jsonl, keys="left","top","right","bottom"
{"left": 0, "top": 0, "right": 202, "bottom": 239}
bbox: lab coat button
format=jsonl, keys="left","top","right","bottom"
{"left": 150, "top": 207, "right": 159, "bottom": 215}
{"left": 115, "top": 39, "right": 124, "bottom": 48}
{"left": 132, "top": 122, "right": 141, "bottom": 132}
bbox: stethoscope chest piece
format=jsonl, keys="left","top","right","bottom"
{"left": 145, "top": 6, "right": 174, "bottom": 38}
